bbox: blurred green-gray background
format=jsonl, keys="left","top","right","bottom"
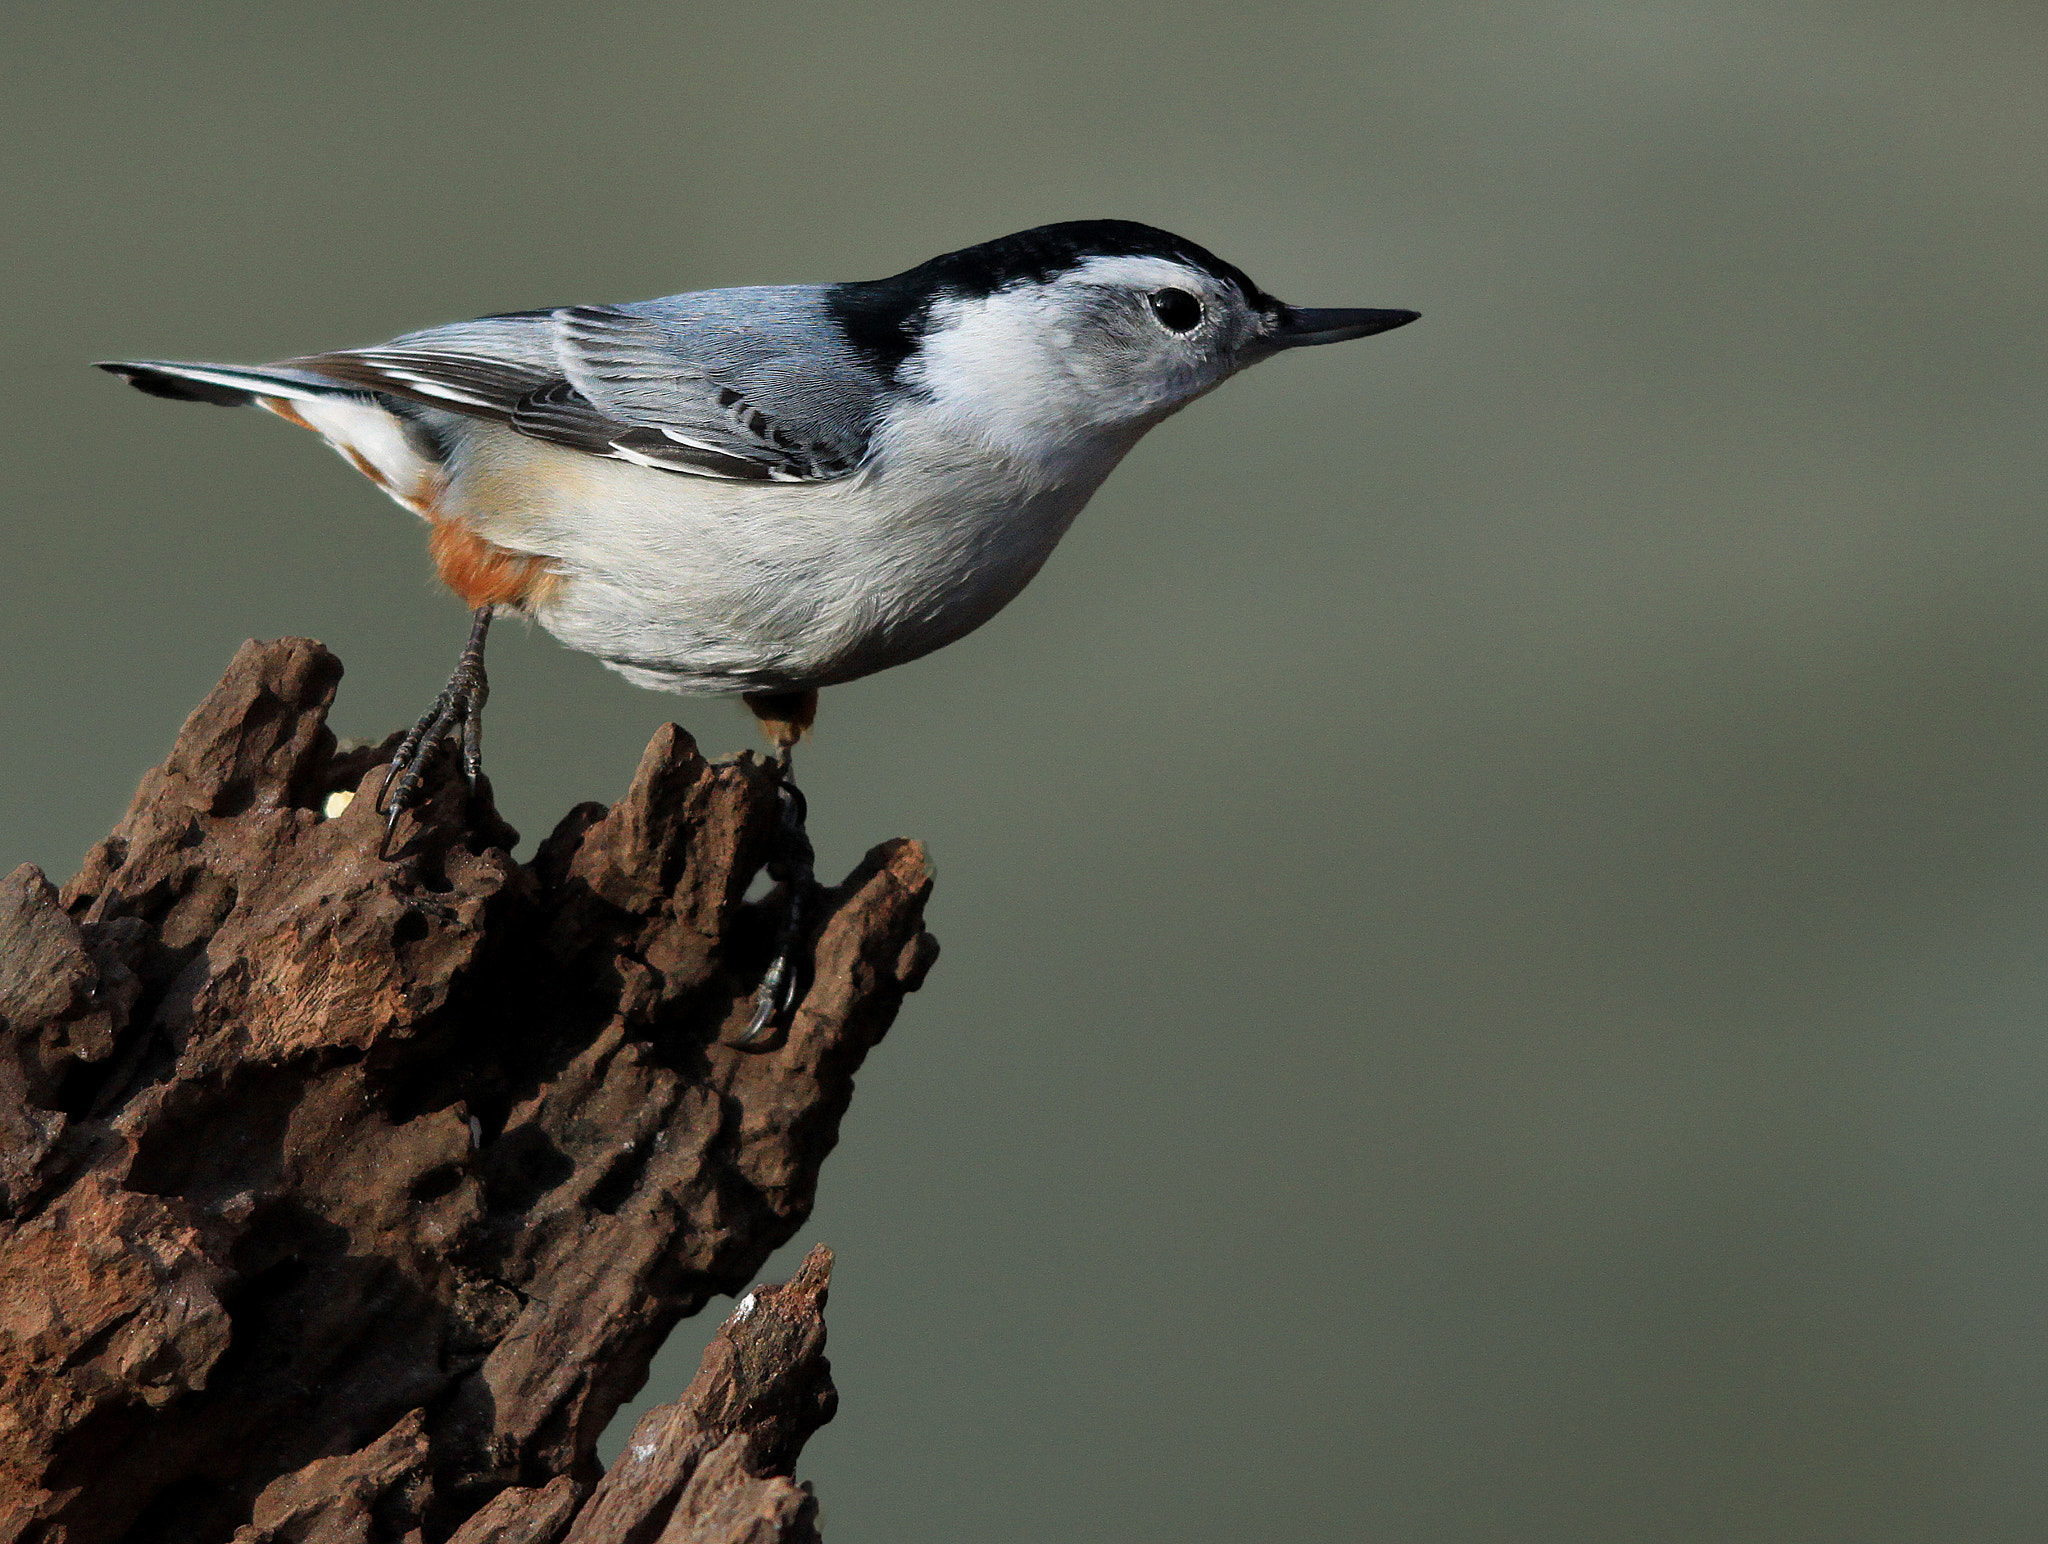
{"left": 7, "top": 2, "right": 2047, "bottom": 1539}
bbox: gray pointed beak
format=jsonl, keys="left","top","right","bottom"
{"left": 1269, "top": 306, "right": 1420, "bottom": 347}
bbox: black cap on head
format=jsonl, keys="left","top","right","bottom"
{"left": 896, "top": 220, "right": 1274, "bottom": 308}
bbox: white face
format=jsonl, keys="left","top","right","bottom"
{"left": 904, "top": 254, "right": 1279, "bottom": 479}
{"left": 1032, "top": 253, "right": 1278, "bottom": 417}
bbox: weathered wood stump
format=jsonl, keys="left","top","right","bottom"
{"left": 0, "top": 641, "right": 936, "bottom": 1543}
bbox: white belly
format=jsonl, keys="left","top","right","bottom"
{"left": 447, "top": 417, "right": 1126, "bottom": 695}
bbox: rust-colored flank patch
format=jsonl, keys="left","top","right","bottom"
{"left": 428, "top": 517, "right": 558, "bottom": 610}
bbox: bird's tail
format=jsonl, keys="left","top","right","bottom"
{"left": 94, "top": 359, "right": 367, "bottom": 408}
{"left": 96, "top": 358, "right": 449, "bottom": 520}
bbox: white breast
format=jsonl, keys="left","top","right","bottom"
{"left": 450, "top": 402, "right": 1138, "bottom": 696}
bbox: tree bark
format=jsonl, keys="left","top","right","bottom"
{"left": 0, "top": 640, "right": 935, "bottom": 1543}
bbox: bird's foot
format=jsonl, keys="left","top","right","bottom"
{"left": 739, "top": 764, "right": 815, "bottom": 1045}
{"left": 378, "top": 608, "right": 492, "bottom": 859}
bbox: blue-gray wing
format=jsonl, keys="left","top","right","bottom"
{"left": 282, "top": 287, "right": 881, "bottom": 483}
{"left": 551, "top": 289, "right": 880, "bottom": 481}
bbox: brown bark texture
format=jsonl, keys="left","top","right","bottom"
{"left": 0, "top": 640, "right": 936, "bottom": 1543}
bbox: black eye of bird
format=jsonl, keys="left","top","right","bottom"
{"left": 1148, "top": 288, "right": 1203, "bottom": 332}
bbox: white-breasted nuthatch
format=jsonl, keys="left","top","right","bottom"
{"left": 100, "top": 220, "right": 1417, "bottom": 1033}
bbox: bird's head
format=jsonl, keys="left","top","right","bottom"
{"left": 831, "top": 220, "right": 1417, "bottom": 472}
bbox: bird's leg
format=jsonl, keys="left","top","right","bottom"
{"left": 740, "top": 689, "right": 818, "bottom": 1044}
{"left": 378, "top": 605, "right": 493, "bottom": 858}
{"left": 742, "top": 750, "right": 814, "bottom": 1043}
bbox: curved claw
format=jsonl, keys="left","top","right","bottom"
{"left": 374, "top": 606, "right": 494, "bottom": 861}
{"left": 738, "top": 915, "right": 807, "bottom": 1045}
{"left": 375, "top": 693, "right": 461, "bottom": 856}
{"left": 376, "top": 713, "right": 433, "bottom": 818}
{"left": 740, "top": 959, "right": 791, "bottom": 1045}
{"left": 377, "top": 797, "right": 409, "bottom": 862}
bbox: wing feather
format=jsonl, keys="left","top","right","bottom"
{"left": 274, "top": 294, "right": 879, "bottom": 483}
{"left": 550, "top": 305, "right": 868, "bottom": 480}
{"left": 280, "top": 349, "right": 548, "bottom": 420}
